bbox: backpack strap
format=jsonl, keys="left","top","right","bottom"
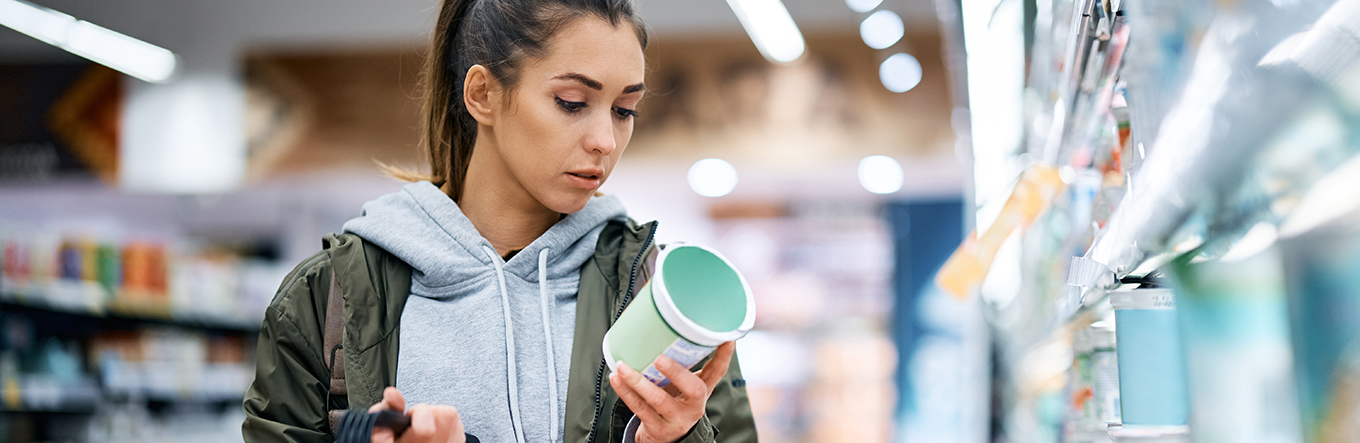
{"left": 325, "top": 268, "right": 348, "bottom": 433}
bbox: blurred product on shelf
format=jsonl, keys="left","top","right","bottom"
{"left": 807, "top": 332, "right": 896, "bottom": 443}
{"left": 90, "top": 329, "right": 253, "bottom": 402}
{"left": 0, "top": 318, "right": 100, "bottom": 413}
{"left": 712, "top": 199, "right": 914, "bottom": 443}
{"left": 1066, "top": 321, "right": 1120, "bottom": 443}
{"left": 936, "top": 164, "right": 1065, "bottom": 299}
{"left": 1110, "top": 288, "right": 1187, "bottom": 426}
{"left": 952, "top": 0, "right": 1360, "bottom": 440}
{"left": 1280, "top": 209, "right": 1360, "bottom": 443}
{"left": 1169, "top": 246, "right": 1302, "bottom": 443}
{"left": 2, "top": 301, "right": 257, "bottom": 442}
{"left": 1118, "top": 0, "right": 1214, "bottom": 159}
{"left": 1090, "top": 324, "right": 1120, "bottom": 425}
{"left": 0, "top": 219, "right": 274, "bottom": 441}
{"left": 1107, "top": 424, "right": 1190, "bottom": 443}
{"left": 0, "top": 222, "right": 286, "bottom": 328}
{"left": 1066, "top": 327, "right": 1101, "bottom": 442}
{"left": 1075, "top": 0, "right": 1360, "bottom": 298}
{"left": 1, "top": 313, "right": 254, "bottom": 408}
{"left": 82, "top": 400, "right": 248, "bottom": 443}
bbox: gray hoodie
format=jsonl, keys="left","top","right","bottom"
{"left": 342, "top": 181, "right": 628, "bottom": 443}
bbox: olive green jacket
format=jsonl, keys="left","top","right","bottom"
{"left": 242, "top": 219, "right": 757, "bottom": 443}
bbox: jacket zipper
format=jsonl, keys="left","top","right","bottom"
{"left": 588, "top": 223, "right": 656, "bottom": 443}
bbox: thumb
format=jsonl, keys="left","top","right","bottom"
{"left": 369, "top": 387, "right": 407, "bottom": 413}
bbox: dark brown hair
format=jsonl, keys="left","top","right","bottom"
{"left": 385, "top": 0, "right": 649, "bottom": 201}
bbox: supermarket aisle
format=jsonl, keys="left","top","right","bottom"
{"left": 0, "top": 0, "right": 975, "bottom": 441}
{"left": 8, "top": 0, "right": 1360, "bottom": 441}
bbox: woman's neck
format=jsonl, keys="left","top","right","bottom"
{"left": 456, "top": 141, "right": 561, "bottom": 259}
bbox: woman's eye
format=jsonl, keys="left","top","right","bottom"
{"left": 555, "top": 97, "right": 587, "bottom": 113}
{"left": 613, "top": 107, "right": 639, "bottom": 120}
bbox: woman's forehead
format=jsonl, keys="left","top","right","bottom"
{"left": 531, "top": 17, "right": 645, "bottom": 89}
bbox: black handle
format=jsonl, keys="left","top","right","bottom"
{"left": 371, "top": 410, "right": 479, "bottom": 443}
{"left": 372, "top": 410, "right": 411, "bottom": 437}
{"left": 339, "top": 409, "right": 478, "bottom": 443}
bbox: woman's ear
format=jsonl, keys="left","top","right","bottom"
{"left": 464, "top": 65, "right": 498, "bottom": 125}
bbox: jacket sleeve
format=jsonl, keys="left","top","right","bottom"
{"left": 679, "top": 350, "right": 758, "bottom": 443}
{"left": 243, "top": 258, "right": 334, "bottom": 443}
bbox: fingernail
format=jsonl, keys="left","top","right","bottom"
{"left": 655, "top": 356, "right": 671, "bottom": 370}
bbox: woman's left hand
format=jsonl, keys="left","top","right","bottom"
{"left": 608, "top": 341, "right": 735, "bottom": 443}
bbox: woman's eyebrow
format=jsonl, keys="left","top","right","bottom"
{"left": 554, "top": 73, "right": 602, "bottom": 90}
{"left": 554, "top": 72, "right": 646, "bottom": 94}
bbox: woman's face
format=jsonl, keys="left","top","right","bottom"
{"left": 482, "top": 17, "right": 645, "bottom": 214}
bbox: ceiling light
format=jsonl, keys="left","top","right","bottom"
{"left": 726, "top": 0, "right": 806, "bottom": 64}
{"left": 880, "top": 52, "right": 923, "bottom": 93}
{"left": 0, "top": 0, "right": 177, "bottom": 83}
{"left": 858, "top": 155, "right": 904, "bottom": 194}
{"left": 688, "top": 158, "right": 739, "bottom": 198}
{"left": 846, "top": 0, "right": 884, "bottom": 13}
{"left": 860, "top": 10, "right": 904, "bottom": 50}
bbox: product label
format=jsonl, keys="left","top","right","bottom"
{"left": 1110, "top": 289, "right": 1176, "bottom": 310}
{"left": 640, "top": 339, "right": 716, "bottom": 387}
{"left": 1093, "top": 350, "right": 1121, "bottom": 423}
{"left": 1151, "top": 293, "right": 1175, "bottom": 308}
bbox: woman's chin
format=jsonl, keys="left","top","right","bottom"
{"left": 542, "top": 193, "right": 592, "bottom": 215}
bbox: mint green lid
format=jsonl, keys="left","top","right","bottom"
{"left": 653, "top": 244, "right": 756, "bottom": 345}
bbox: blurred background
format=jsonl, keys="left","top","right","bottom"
{"left": 6, "top": 0, "right": 1360, "bottom": 442}
{"left": 0, "top": 0, "right": 986, "bottom": 442}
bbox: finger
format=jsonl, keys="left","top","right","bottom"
{"left": 432, "top": 405, "right": 463, "bottom": 443}
{"left": 609, "top": 370, "right": 664, "bottom": 425}
{"left": 390, "top": 388, "right": 407, "bottom": 412}
{"left": 661, "top": 382, "right": 682, "bottom": 397}
{"left": 697, "top": 342, "right": 735, "bottom": 392}
{"left": 372, "top": 427, "right": 395, "bottom": 443}
{"left": 370, "top": 387, "right": 407, "bottom": 413}
{"left": 653, "top": 355, "right": 707, "bottom": 401}
{"left": 408, "top": 404, "right": 436, "bottom": 438}
{"left": 619, "top": 361, "right": 681, "bottom": 417}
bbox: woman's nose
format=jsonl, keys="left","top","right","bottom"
{"left": 584, "top": 112, "right": 617, "bottom": 156}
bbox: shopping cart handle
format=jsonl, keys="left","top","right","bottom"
{"left": 373, "top": 410, "right": 410, "bottom": 436}
{"left": 337, "top": 409, "right": 480, "bottom": 443}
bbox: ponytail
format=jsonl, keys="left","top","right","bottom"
{"left": 381, "top": 0, "right": 476, "bottom": 199}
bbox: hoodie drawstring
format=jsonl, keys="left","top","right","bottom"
{"left": 483, "top": 246, "right": 528, "bottom": 443}
{"left": 538, "top": 248, "right": 561, "bottom": 443}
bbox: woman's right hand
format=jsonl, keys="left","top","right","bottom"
{"left": 369, "top": 387, "right": 466, "bottom": 443}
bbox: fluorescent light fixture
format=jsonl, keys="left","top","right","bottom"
{"left": 860, "top": 10, "right": 904, "bottom": 50}
{"left": 688, "top": 158, "right": 739, "bottom": 197}
{"left": 846, "top": 0, "right": 884, "bottom": 13}
{"left": 0, "top": 0, "right": 177, "bottom": 83}
{"left": 879, "top": 52, "right": 922, "bottom": 92}
{"left": 858, "top": 155, "right": 904, "bottom": 194}
{"left": 0, "top": 0, "right": 70, "bottom": 45}
{"left": 726, "top": 0, "right": 806, "bottom": 63}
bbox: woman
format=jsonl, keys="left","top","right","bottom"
{"left": 240, "top": 0, "right": 757, "bottom": 442}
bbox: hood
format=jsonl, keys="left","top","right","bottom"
{"left": 341, "top": 181, "right": 628, "bottom": 291}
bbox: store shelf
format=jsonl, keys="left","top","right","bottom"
{"left": 0, "top": 377, "right": 101, "bottom": 415}
{"left": 0, "top": 292, "right": 261, "bottom": 333}
{"left": 953, "top": 0, "right": 1360, "bottom": 441}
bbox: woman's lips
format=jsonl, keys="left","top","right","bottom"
{"left": 565, "top": 171, "right": 601, "bottom": 189}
